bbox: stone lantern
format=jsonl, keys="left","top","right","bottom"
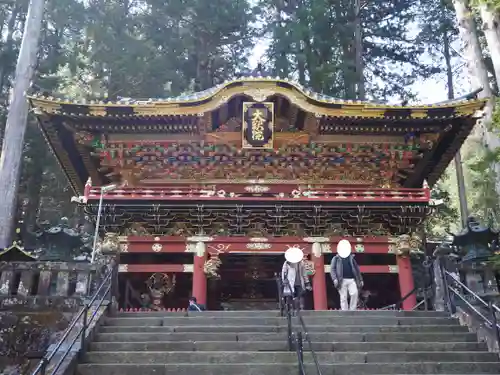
{"left": 450, "top": 216, "right": 500, "bottom": 300}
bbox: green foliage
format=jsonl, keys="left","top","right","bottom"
{"left": 466, "top": 140, "right": 500, "bottom": 227}
{"left": 471, "top": 0, "right": 500, "bottom": 11}
{"left": 0, "top": 0, "right": 496, "bottom": 248}
{"left": 425, "top": 172, "right": 461, "bottom": 238}
{"left": 262, "top": 0, "right": 438, "bottom": 100}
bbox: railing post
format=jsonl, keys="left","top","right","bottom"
{"left": 275, "top": 273, "right": 284, "bottom": 317}
{"left": 39, "top": 357, "right": 47, "bottom": 375}
{"left": 439, "top": 260, "right": 456, "bottom": 314}
{"left": 297, "top": 331, "right": 305, "bottom": 375}
{"left": 79, "top": 302, "right": 89, "bottom": 360}
{"left": 109, "top": 264, "right": 118, "bottom": 315}
{"left": 423, "top": 288, "right": 428, "bottom": 311}
{"left": 286, "top": 301, "right": 293, "bottom": 351}
{"left": 488, "top": 301, "right": 500, "bottom": 351}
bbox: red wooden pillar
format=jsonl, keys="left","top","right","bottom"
{"left": 312, "top": 243, "right": 327, "bottom": 310}
{"left": 397, "top": 256, "right": 416, "bottom": 310}
{"left": 192, "top": 242, "right": 207, "bottom": 305}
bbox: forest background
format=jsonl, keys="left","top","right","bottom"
{"left": 0, "top": 0, "right": 499, "bottom": 241}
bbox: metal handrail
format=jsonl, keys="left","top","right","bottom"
{"left": 275, "top": 272, "right": 284, "bottom": 317}
{"left": 441, "top": 267, "right": 500, "bottom": 351}
{"left": 275, "top": 274, "right": 293, "bottom": 350}
{"left": 379, "top": 285, "right": 432, "bottom": 311}
{"left": 444, "top": 270, "right": 500, "bottom": 313}
{"left": 31, "top": 265, "right": 117, "bottom": 375}
{"left": 280, "top": 270, "right": 323, "bottom": 375}
{"left": 296, "top": 308, "right": 323, "bottom": 375}
{"left": 294, "top": 331, "right": 307, "bottom": 375}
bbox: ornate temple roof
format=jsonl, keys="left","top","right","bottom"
{"left": 28, "top": 78, "right": 487, "bottom": 194}
{"left": 29, "top": 77, "right": 486, "bottom": 120}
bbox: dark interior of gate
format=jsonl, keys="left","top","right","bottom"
{"left": 117, "top": 252, "right": 401, "bottom": 311}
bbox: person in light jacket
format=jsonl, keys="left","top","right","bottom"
{"left": 282, "top": 247, "right": 311, "bottom": 310}
{"left": 330, "top": 240, "right": 363, "bottom": 311}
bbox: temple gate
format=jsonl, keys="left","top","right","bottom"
{"left": 29, "top": 77, "right": 486, "bottom": 310}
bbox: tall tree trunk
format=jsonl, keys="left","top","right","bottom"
{"left": 0, "top": 0, "right": 45, "bottom": 249}
{"left": 354, "top": 0, "right": 364, "bottom": 99}
{"left": 452, "top": 0, "right": 492, "bottom": 99}
{"left": 444, "top": 25, "right": 469, "bottom": 226}
{"left": 453, "top": 0, "right": 500, "bottom": 194}
{"left": 479, "top": 4, "right": 500, "bottom": 85}
{"left": 452, "top": 0, "right": 496, "bottom": 136}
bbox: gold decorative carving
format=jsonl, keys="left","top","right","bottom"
{"left": 168, "top": 222, "right": 194, "bottom": 236}
{"left": 183, "top": 264, "right": 194, "bottom": 273}
{"left": 146, "top": 273, "right": 176, "bottom": 310}
{"left": 152, "top": 243, "right": 163, "bottom": 252}
{"left": 321, "top": 244, "right": 332, "bottom": 253}
{"left": 204, "top": 256, "right": 222, "bottom": 278}
{"left": 247, "top": 223, "right": 268, "bottom": 238}
{"left": 186, "top": 236, "right": 214, "bottom": 242}
{"left": 207, "top": 243, "right": 230, "bottom": 254}
{"left": 244, "top": 185, "right": 269, "bottom": 193}
{"left": 118, "top": 264, "right": 129, "bottom": 272}
{"left": 303, "top": 237, "right": 329, "bottom": 243}
{"left": 249, "top": 237, "right": 269, "bottom": 242}
{"left": 125, "top": 223, "right": 150, "bottom": 236}
{"left": 74, "top": 131, "right": 96, "bottom": 146}
{"left": 242, "top": 102, "right": 274, "bottom": 149}
{"left": 394, "top": 234, "right": 423, "bottom": 257}
{"left": 246, "top": 243, "right": 272, "bottom": 250}
{"left": 147, "top": 273, "right": 176, "bottom": 295}
{"left": 185, "top": 243, "right": 198, "bottom": 253}
{"left": 243, "top": 88, "right": 275, "bottom": 102}
{"left": 97, "top": 233, "right": 120, "bottom": 254}
{"left": 119, "top": 166, "right": 145, "bottom": 187}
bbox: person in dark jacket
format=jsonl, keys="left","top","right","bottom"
{"left": 187, "top": 296, "right": 206, "bottom": 312}
{"left": 330, "top": 239, "right": 363, "bottom": 310}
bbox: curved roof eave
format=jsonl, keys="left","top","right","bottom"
{"left": 27, "top": 77, "right": 487, "bottom": 120}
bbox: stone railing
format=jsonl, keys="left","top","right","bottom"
{"left": 0, "top": 261, "right": 102, "bottom": 311}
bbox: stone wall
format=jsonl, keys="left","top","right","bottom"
{"left": 0, "top": 308, "right": 70, "bottom": 374}
{"left": 0, "top": 261, "right": 102, "bottom": 309}
{"left": 0, "top": 261, "right": 103, "bottom": 374}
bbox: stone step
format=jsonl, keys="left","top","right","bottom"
{"left": 90, "top": 341, "right": 487, "bottom": 353}
{"left": 83, "top": 351, "right": 498, "bottom": 364}
{"left": 99, "top": 324, "right": 468, "bottom": 334}
{"left": 114, "top": 310, "right": 449, "bottom": 318}
{"left": 94, "top": 331, "right": 479, "bottom": 343}
{"left": 104, "top": 316, "right": 457, "bottom": 327}
{"left": 77, "top": 362, "right": 500, "bottom": 375}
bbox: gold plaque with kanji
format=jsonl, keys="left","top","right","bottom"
{"left": 242, "top": 102, "right": 274, "bottom": 149}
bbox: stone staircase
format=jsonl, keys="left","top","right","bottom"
{"left": 77, "top": 310, "right": 500, "bottom": 375}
